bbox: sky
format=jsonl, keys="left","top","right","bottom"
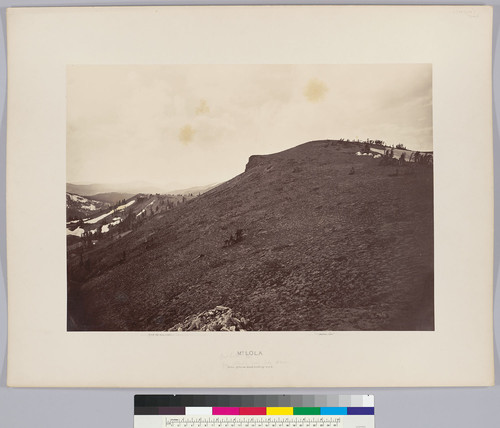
{"left": 67, "top": 64, "right": 432, "bottom": 189}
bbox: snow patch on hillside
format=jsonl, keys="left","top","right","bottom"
{"left": 66, "top": 227, "right": 85, "bottom": 237}
{"left": 68, "top": 193, "right": 88, "bottom": 203}
{"left": 84, "top": 200, "right": 135, "bottom": 224}
{"left": 117, "top": 200, "right": 136, "bottom": 211}
{"left": 85, "top": 211, "right": 113, "bottom": 224}
{"left": 136, "top": 201, "right": 154, "bottom": 217}
{"left": 81, "top": 204, "right": 97, "bottom": 211}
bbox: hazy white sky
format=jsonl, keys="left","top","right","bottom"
{"left": 67, "top": 64, "right": 432, "bottom": 188}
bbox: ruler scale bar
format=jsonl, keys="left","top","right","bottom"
{"left": 162, "top": 416, "right": 352, "bottom": 427}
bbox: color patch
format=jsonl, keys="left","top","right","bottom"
{"left": 347, "top": 407, "right": 375, "bottom": 415}
{"left": 213, "top": 407, "right": 239, "bottom": 415}
{"left": 363, "top": 396, "right": 375, "bottom": 407}
{"left": 320, "top": 407, "right": 348, "bottom": 415}
{"left": 185, "top": 407, "right": 212, "bottom": 415}
{"left": 240, "top": 407, "right": 267, "bottom": 415}
{"left": 158, "top": 407, "right": 185, "bottom": 415}
{"left": 293, "top": 407, "right": 321, "bottom": 415}
{"left": 134, "top": 407, "right": 159, "bottom": 415}
{"left": 267, "top": 407, "right": 293, "bottom": 415}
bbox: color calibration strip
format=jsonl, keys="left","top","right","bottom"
{"left": 135, "top": 395, "right": 374, "bottom": 416}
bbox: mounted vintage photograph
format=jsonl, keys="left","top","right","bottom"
{"left": 66, "top": 64, "right": 434, "bottom": 332}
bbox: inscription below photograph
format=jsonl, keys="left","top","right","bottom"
{"left": 66, "top": 64, "right": 434, "bottom": 332}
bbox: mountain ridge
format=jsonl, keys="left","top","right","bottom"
{"left": 68, "top": 139, "right": 434, "bottom": 331}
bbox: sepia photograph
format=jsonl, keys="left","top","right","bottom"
{"left": 7, "top": 5, "right": 493, "bottom": 389}
{"left": 66, "top": 64, "right": 434, "bottom": 332}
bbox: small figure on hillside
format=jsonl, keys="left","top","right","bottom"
{"left": 223, "top": 229, "right": 245, "bottom": 248}
{"left": 349, "top": 166, "right": 355, "bottom": 175}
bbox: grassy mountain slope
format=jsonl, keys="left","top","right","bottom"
{"left": 69, "top": 140, "right": 433, "bottom": 331}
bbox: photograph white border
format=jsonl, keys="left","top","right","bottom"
{"left": 6, "top": 5, "right": 494, "bottom": 387}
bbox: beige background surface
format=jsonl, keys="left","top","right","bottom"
{"left": 6, "top": 5, "right": 494, "bottom": 387}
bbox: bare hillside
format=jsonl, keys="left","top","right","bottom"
{"left": 68, "top": 140, "right": 433, "bottom": 331}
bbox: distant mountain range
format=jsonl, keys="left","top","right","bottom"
{"left": 66, "top": 181, "right": 219, "bottom": 197}
{"left": 86, "top": 192, "right": 136, "bottom": 205}
{"left": 167, "top": 183, "right": 220, "bottom": 196}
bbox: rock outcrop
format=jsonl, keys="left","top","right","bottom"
{"left": 245, "top": 155, "right": 269, "bottom": 171}
{"left": 168, "top": 306, "right": 251, "bottom": 331}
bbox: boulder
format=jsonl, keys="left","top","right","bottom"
{"left": 168, "top": 306, "right": 252, "bottom": 331}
